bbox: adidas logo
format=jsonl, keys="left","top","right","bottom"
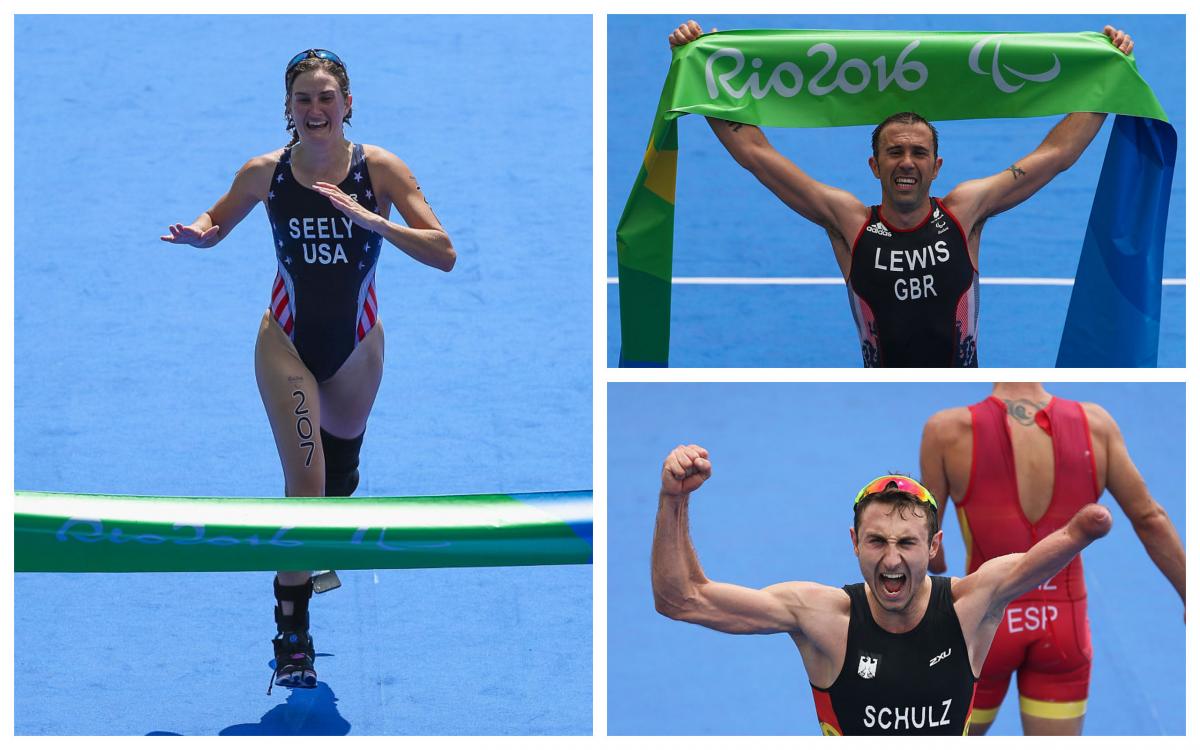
{"left": 865, "top": 222, "right": 892, "bottom": 237}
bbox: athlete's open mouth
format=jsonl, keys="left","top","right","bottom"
{"left": 894, "top": 176, "right": 918, "bottom": 188}
{"left": 305, "top": 118, "right": 330, "bottom": 132}
{"left": 880, "top": 572, "right": 907, "bottom": 595}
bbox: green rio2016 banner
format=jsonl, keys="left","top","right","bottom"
{"left": 616, "top": 30, "right": 1175, "bottom": 367}
{"left": 14, "top": 490, "right": 593, "bottom": 572}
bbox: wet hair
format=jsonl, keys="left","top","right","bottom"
{"left": 853, "top": 487, "right": 940, "bottom": 545}
{"left": 284, "top": 56, "right": 353, "bottom": 147}
{"left": 871, "top": 112, "right": 938, "bottom": 159}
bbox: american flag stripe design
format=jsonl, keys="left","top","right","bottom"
{"left": 271, "top": 265, "right": 296, "bottom": 337}
{"left": 356, "top": 268, "right": 378, "bottom": 342}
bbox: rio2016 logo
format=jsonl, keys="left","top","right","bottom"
{"left": 704, "top": 37, "right": 1062, "bottom": 100}
{"left": 705, "top": 41, "right": 928, "bottom": 100}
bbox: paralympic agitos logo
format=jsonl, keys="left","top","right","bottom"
{"left": 704, "top": 37, "right": 1062, "bottom": 100}
{"left": 968, "top": 35, "right": 1061, "bottom": 93}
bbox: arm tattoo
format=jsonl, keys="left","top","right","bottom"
{"left": 1007, "top": 164, "right": 1027, "bottom": 180}
{"left": 728, "top": 121, "right": 744, "bottom": 133}
{"left": 1003, "top": 398, "right": 1047, "bottom": 426}
{"left": 408, "top": 174, "right": 431, "bottom": 205}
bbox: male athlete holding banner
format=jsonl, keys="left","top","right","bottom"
{"left": 668, "top": 21, "right": 1134, "bottom": 367}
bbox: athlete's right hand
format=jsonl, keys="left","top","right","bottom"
{"left": 669, "top": 20, "right": 715, "bottom": 48}
{"left": 661, "top": 444, "right": 712, "bottom": 498}
{"left": 160, "top": 223, "right": 220, "bottom": 248}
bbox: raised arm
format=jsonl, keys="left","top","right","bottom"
{"left": 652, "top": 444, "right": 830, "bottom": 636}
{"left": 953, "top": 504, "right": 1111, "bottom": 669}
{"left": 1089, "top": 403, "right": 1185, "bottom": 604}
{"left": 668, "top": 22, "right": 866, "bottom": 251}
{"left": 705, "top": 119, "right": 866, "bottom": 234}
{"left": 160, "top": 154, "right": 274, "bottom": 247}
{"left": 944, "top": 26, "right": 1135, "bottom": 231}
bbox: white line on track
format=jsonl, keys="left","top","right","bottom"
{"left": 605, "top": 277, "right": 1186, "bottom": 286}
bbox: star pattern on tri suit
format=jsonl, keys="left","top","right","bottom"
{"left": 277, "top": 239, "right": 284, "bottom": 249}
{"left": 284, "top": 256, "right": 293, "bottom": 265}
{"left": 268, "top": 190, "right": 275, "bottom": 200}
{"left": 358, "top": 261, "right": 366, "bottom": 270}
{"left": 365, "top": 189, "right": 373, "bottom": 200}
{"left": 353, "top": 171, "right": 363, "bottom": 183}
{"left": 276, "top": 173, "right": 284, "bottom": 183}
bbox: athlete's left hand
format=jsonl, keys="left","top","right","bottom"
{"left": 312, "top": 181, "right": 383, "bottom": 233}
{"left": 1102, "top": 25, "right": 1134, "bottom": 55}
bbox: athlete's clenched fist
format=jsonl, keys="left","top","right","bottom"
{"left": 661, "top": 444, "right": 712, "bottom": 498}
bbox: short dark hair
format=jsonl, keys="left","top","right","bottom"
{"left": 871, "top": 112, "right": 939, "bottom": 159}
{"left": 853, "top": 488, "right": 939, "bottom": 545}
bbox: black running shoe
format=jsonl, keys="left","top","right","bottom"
{"left": 269, "top": 630, "right": 317, "bottom": 693}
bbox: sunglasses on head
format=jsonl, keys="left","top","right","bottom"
{"left": 286, "top": 49, "right": 345, "bottom": 75}
{"left": 853, "top": 475, "right": 938, "bottom": 510}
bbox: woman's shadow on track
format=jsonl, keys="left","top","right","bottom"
{"left": 148, "top": 654, "right": 351, "bottom": 736}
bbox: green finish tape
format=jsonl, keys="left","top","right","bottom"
{"left": 616, "top": 29, "right": 1169, "bottom": 366}
{"left": 14, "top": 490, "right": 592, "bottom": 572}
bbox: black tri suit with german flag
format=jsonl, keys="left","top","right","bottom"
{"left": 810, "top": 576, "right": 977, "bottom": 736}
{"left": 846, "top": 197, "right": 979, "bottom": 367}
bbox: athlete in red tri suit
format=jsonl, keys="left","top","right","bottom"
{"left": 651, "top": 443, "right": 1114, "bottom": 735}
{"left": 920, "top": 383, "right": 1185, "bottom": 735}
{"left": 667, "top": 21, "right": 1136, "bottom": 367}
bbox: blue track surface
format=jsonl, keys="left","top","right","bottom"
{"left": 607, "top": 15, "right": 1185, "bottom": 367}
{"left": 15, "top": 15, "right": 592, "bottom": 735}
{"left": 608, "top": 383, "right": 1185, "bottom": 735}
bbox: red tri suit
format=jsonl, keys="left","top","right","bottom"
{"left": 959, "top": 396, "right": 1099, "bottom": 721}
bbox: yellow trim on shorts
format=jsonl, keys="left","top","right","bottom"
{"left": 969, "top": 705, "right": 999, "bottom": 725}
{"left": 1019, "top": 695, "right": 1088, "bottom": 720}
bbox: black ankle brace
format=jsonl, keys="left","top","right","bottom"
{"left": 273, "top": 577, "right": 314, "bottom": 632}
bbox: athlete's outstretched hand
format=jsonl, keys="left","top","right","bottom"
{"left": 661, "top": 444, "right": 712, "bottom": 498}
{"left": 669, "top": 20, "right": 716, "bottom": 49}
{"left": 313, "top": 181, "right": 382, "bottom": 233}
{"left": 160, "top": 223, "right": 220, "bottom": 248}
{"left": 1102, "top": 25, "right": 1134, "bottom": 55}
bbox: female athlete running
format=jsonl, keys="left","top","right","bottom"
{"left": 162, "top": 48, "right": 455, "bottom": 690}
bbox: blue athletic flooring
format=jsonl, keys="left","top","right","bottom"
{"left": 607, "top": 284, "right": 1186, "bottom": 368}
{"left": 608, "top": 383, "right": 1184, "bottom": 735}
{"left": 607, "top": 15, "right": 1185, "bottom": 367}
{"left": 15, "top": 14, "right": 592, "bottom": 735}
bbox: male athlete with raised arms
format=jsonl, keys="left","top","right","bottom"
{"left": 668, "top": 22, "right": 1135, "bottom": 367}
{"left": 651, "top": 444, "right": 1113, "bottom": 735}
{"left": 920, "top": 383, "right": 1185, "bottom": 734}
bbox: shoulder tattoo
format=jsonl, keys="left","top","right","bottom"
{"left": 1002, "top": 398, "right": 1046, "bottom": 426}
